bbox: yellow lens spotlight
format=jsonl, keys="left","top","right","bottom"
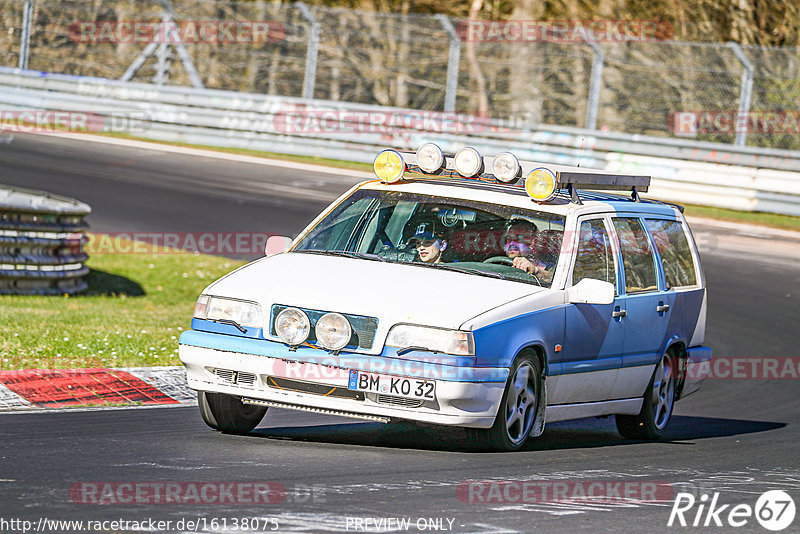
{"left": 525, "top": 167, "right": 558, "bottom": 202}
{"left": 373, "top": 149, "right": 406, "bottom": 183}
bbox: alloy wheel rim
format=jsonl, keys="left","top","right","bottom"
{"left": 504, "top": 361, "right": 538, "bottom": 445}
{"left": 652, "top": 354, "right": 675, "bottom": 430}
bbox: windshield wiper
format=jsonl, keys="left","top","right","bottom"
{"left": 211, "top": 318, "right": 247, "bottom": 333}
{"left": 396, "top": 345, "right": 442, "bottom": 356}
{"left": 295, "top": 250, "right": 387, "bottom": 262}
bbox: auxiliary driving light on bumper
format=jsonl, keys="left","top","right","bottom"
{"left": 315, "top": 312, "right": 352, "bottom": 351}
{"left": 275, "top": 307, "right": 311, "bottom": 345}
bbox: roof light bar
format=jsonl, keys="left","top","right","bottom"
{"left": 525, "top": 167, "right": 558, "bottom": 203}
{"left": 415, "top": 143, "right": 444, "bottom": 173}
{"left": 371, "top": 146, "right": 652, "bottom": 204}
{"left": 373, "top": 149, "right": 405, "bottom": 183}
{"left": 491, "top": 152, "right": 521, "bottom": 183}
{"left": 454, "top": 147, "right": 483, "bottom": 177}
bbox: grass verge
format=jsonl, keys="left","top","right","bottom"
{"left": 0, "top": 235, "right": 244, "bottom": 370}
{"left": 682, "top": 204, "right": 800, "bottom": 232}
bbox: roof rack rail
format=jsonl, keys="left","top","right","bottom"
{"left": 558, "top": 172, "right": 650, "bottom": 204}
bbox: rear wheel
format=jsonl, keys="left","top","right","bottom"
{"left": 616, "top": 351, "right": 677, "bottom": 439}
{"left": 468, "top": 355, "right": 542, "bottom": 451}
{"left": 197, "top": 391, "right": 267, "bottom": 434}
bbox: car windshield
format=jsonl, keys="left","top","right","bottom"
{"left": 293, "top": 189, "right": 566, "bottom": 287}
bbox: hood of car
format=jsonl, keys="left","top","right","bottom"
{"left": 205, "top": 252, "right": 542, "bottom": 341}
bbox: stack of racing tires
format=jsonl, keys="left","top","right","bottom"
{"left": 0, "top": 185, "right": 90, "bottom": 295}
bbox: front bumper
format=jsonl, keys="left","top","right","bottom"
{"left": 179, "top": 330, "right": 508, "bottom": 429}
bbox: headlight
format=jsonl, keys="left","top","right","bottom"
{"left": 275, "top": 307, "right": 310, "bottom": 345}
{"left": 491, "top": 152, "right": 520, "bottom": 182}
{"left": 315, "top": 312, "right": 352, "bottom": 351}
{"left": 193, "top": 295, "right": 262, "bottom": 328}
{"left": 385, "top": 324, "right": 475, "bottom": 356}
{"left": 454, "top": 147, "right": 483, "bottom": 177}
{"left": 415, "top": 143, "right": 444, "bottom": 173}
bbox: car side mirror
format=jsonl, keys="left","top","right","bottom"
{"left": 568, "top": 279, "right": 615, "bottom": 305}
{"left": 265, "top": 235, "right": 293, "bottom": 257}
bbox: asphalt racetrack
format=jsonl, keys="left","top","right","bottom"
{"left": 1, "top": 133, "right": 799, "bottom": 533}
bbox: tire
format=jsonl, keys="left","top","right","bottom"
{"left": 197, "top": 391, "right": 267, "bottom": 434}
{"left": 468, "top": 355, "right": 542, "bottom": 452}
{"left": 616, "top": 351, "right": 678, "bottom": 440}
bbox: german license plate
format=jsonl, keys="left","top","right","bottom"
{"left": 348, "top": 370, "right": 436, "bottom": 401}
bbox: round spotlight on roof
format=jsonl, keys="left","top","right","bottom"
{"left": 373, "top": 149, "right": 406, "bottom": 183}
{"left": 491, "top": 152, "right": 521, "bottom": 183}
{"left": 525, "top": 167, "right": 558, "bottom": 203}
{"left": 415, "top": 143, "right": 444, "bottom": 174}
{"left": 453, "top": 147, "right": 483, "bottom": 177}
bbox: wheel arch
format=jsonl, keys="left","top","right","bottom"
{"left": 665, "top": 341, "right": 689, "bottom": 400}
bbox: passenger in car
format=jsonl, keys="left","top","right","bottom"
{"left": 407, "top": 223, "right": 448, "bottom": 264}
{"left": 504, "top": 220, "right": 554, "bottom": 282}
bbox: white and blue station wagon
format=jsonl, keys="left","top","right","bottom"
{"left": 179, "top": 144, "right": 712, "bottom": 451}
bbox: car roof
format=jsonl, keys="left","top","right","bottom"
{"left": 358, "top": 178, "right": 682, "bottom": 219}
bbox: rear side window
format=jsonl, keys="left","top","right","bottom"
{"left": 612, "top": 217, "right": 658, "bottom": 293}
{"left": 645, "top": 219, "right": 698, "bottom": 288}
{"left": 572, "top": 219, "right": 617, "bottom": 289}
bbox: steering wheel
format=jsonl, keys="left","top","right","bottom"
{"left": 482, "top": 256, "right": 544, "bottom": 286}
{"left": 483, "top": 256, "right": 513, "bottom": 266}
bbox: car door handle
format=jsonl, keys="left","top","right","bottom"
{"left": 657, "top": 304, "right": 670, "bottom": 313}
{"left": 612, "top": 309, "right": 627, "bottom": 318}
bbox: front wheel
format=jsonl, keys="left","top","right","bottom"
{"left": 198, "top": 391, "right": 267, "bottom": 434}
{"left": 616, "top": 352, "right": 677, "bottom": 439}
{"left": 468, "top": 355, "right": 542, "bottom": 451}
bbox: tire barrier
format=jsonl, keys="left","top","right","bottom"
{"left": 0, "top": 185, "right": 90, "bottom": 295}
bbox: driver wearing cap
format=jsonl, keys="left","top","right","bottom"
{"left": 407, "top": 223, "right": 448, "bottom": 264}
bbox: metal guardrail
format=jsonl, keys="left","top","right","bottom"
{"left": 0, "top": 185, "right": 91, "bottom": 295}
{"left": 0, "top": 66, "right": 798, "bottom": 216}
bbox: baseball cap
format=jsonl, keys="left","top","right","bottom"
{"left": 407, "top": 223, "right": 444, "bottom": 245}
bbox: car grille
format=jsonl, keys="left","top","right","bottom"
{"left": 266, "top": 376, "right": 364, "bottom": 400}
{"left": 214, "top": 368, "right": 256, "bottom": 388}
{"left": 375, "top": 394, "right": 424, "bottom": 408}
{"left": 270, "top": 304, "right": 378, "bottom": 350}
